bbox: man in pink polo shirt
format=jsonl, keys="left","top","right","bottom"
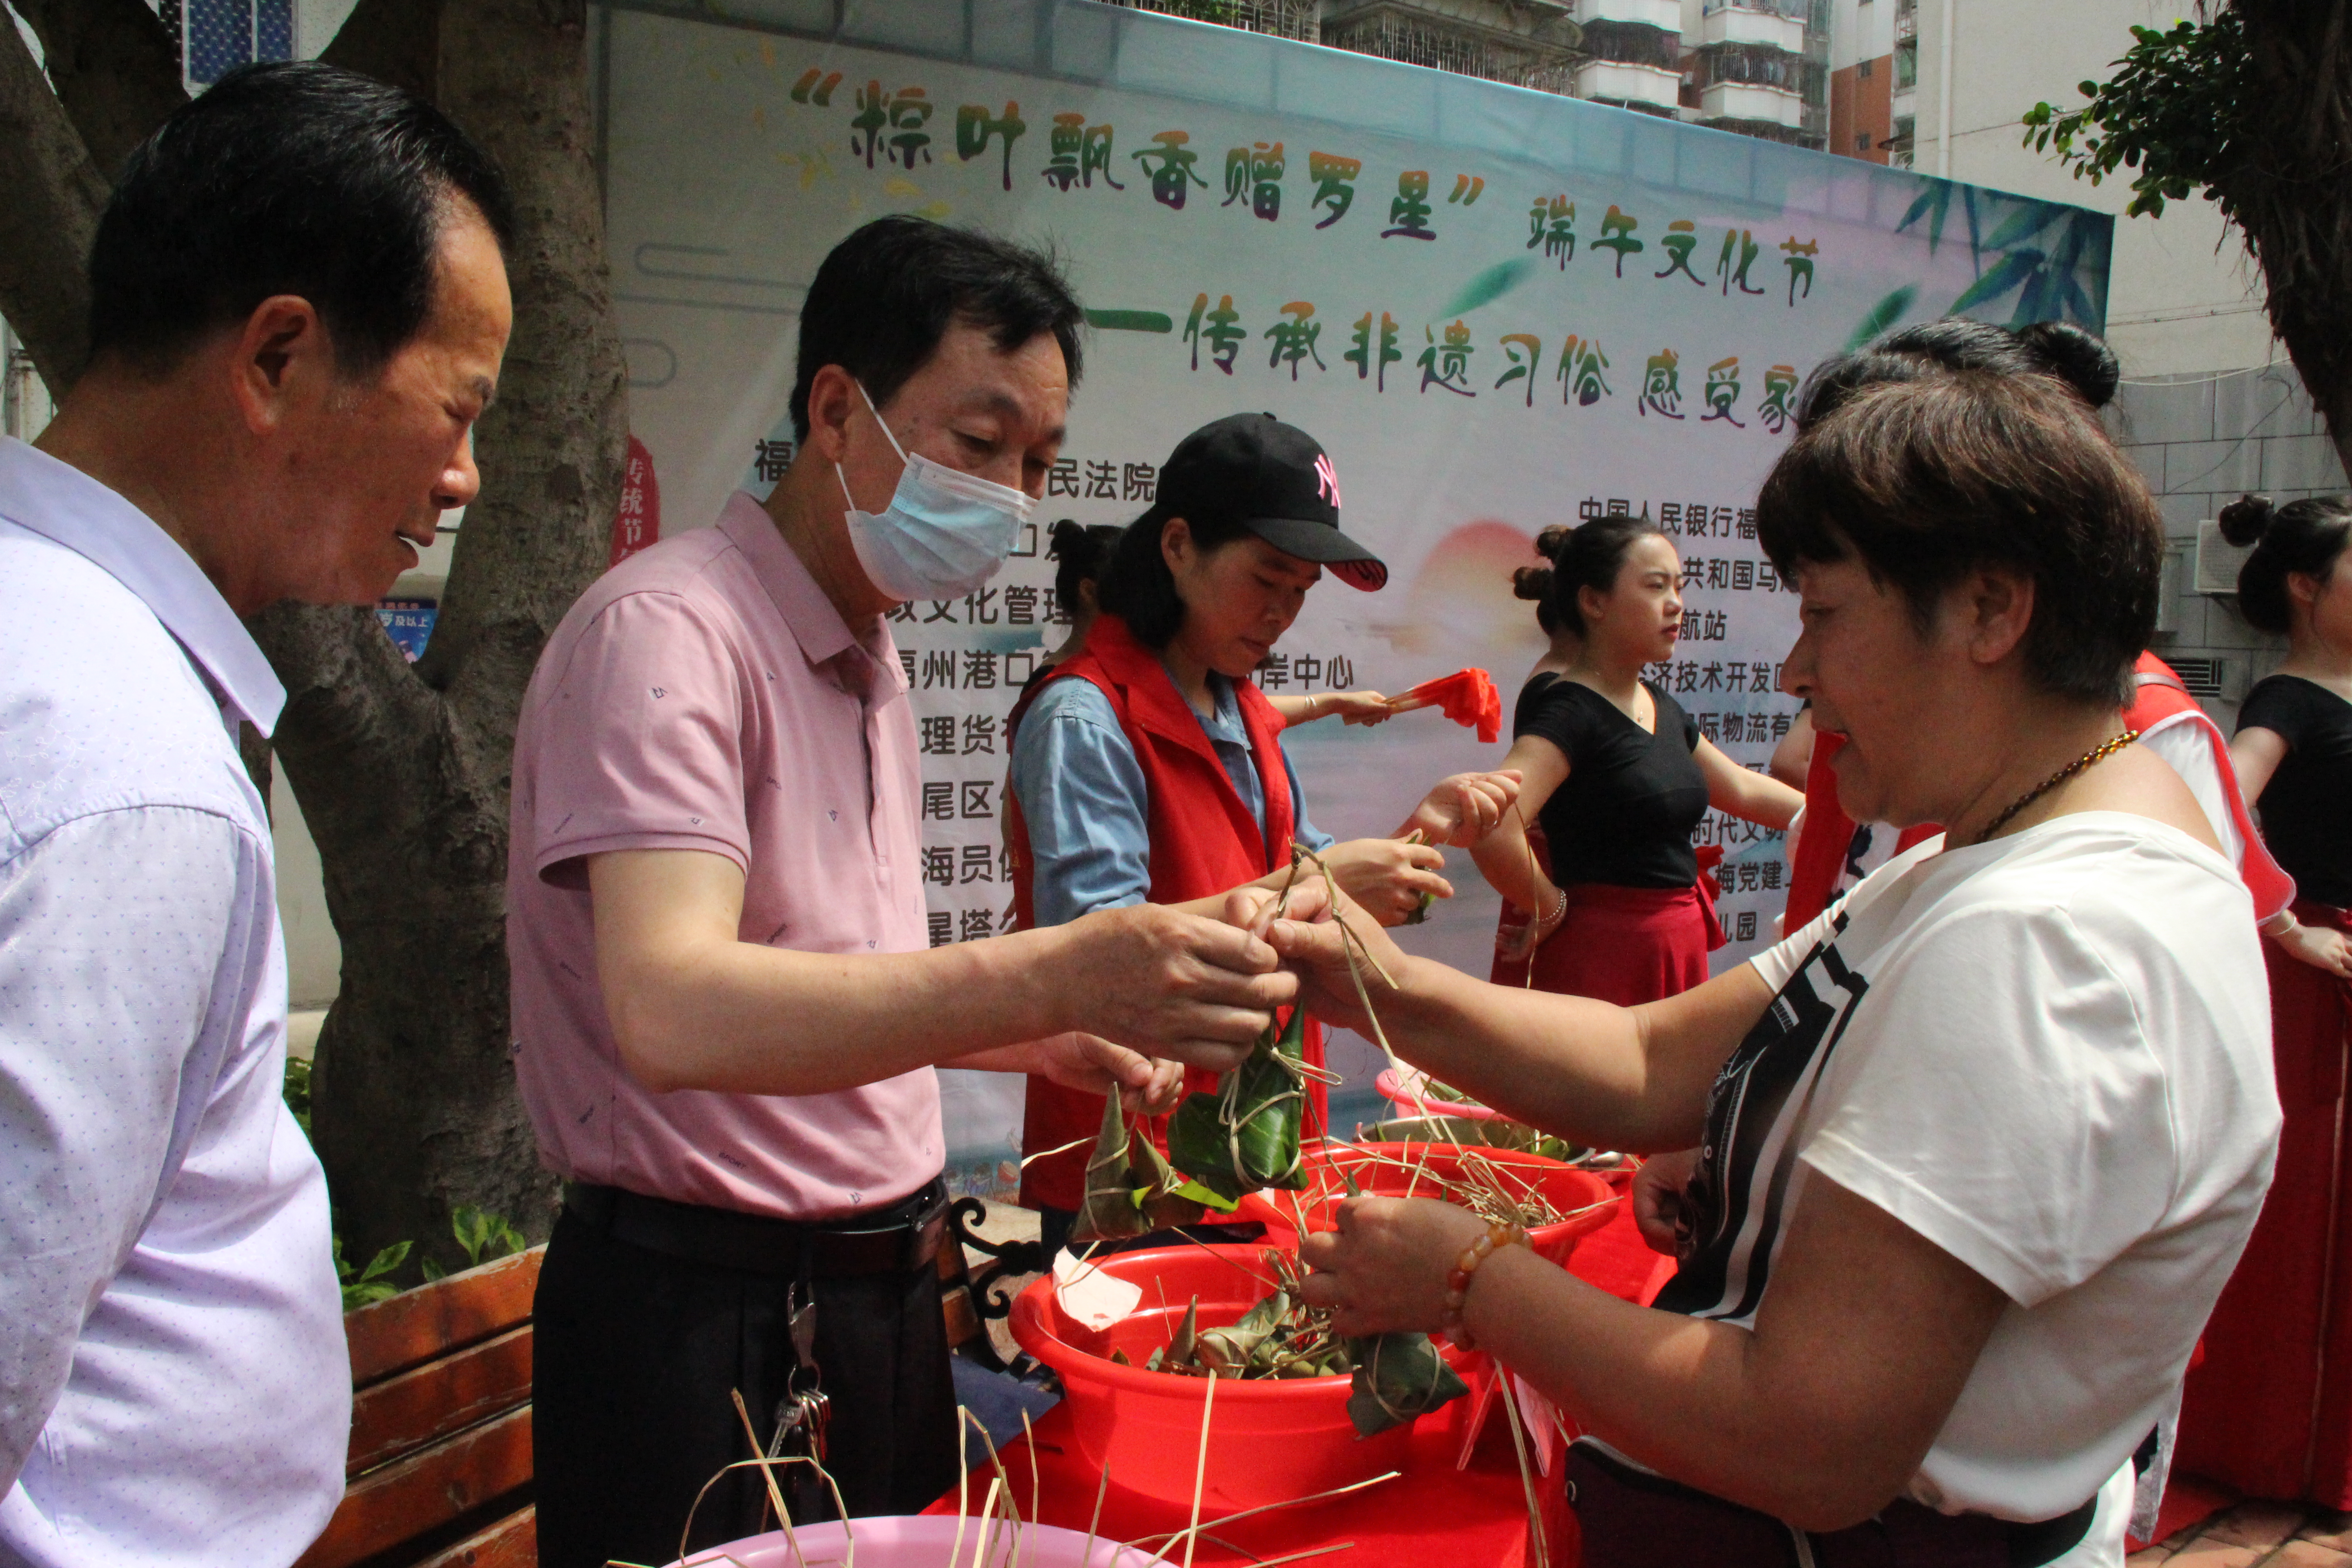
{"left": 510, "top": 217, "right": 1297, "bottom": 1568}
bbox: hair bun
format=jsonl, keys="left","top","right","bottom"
{"left": 2016, "top": 322, "right": 2121, "bottom": 410}
{"left": 1513, "top": 564, "right": 1554, "bottom": 602}
{"left": 1046, "top": 518, "right": 1088, "bottom": 558}
{"left": 1533, "top": 524, "right": 1571, "bottom": 559}
{"left": 2217, "top": 493, "right": 2275, "bottom": 549}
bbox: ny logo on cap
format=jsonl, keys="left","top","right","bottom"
{"left": 1313, "top": 453, "right": 1343, "bottom": 510}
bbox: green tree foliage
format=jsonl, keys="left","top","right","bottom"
{"left": 2020, "top": 5, "right": 2352, "bottom": 471}
{"left": 2022, "top": 15, "right": 2261, "bottom": 219}
{"left": 336, "top": 1236, "right": 412, "bottom": 1309}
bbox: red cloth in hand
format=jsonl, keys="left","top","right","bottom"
{"left": 1405, "top": 667, "right": 1503, "bottom": 743}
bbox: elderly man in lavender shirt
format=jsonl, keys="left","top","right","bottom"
{"left": 0, "top": 66, "right": 513, "bottom": 1568}
{"left": 510, "top": 216, "right": 1304, "bottom": 1568}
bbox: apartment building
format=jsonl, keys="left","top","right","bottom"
{"left": 1824, "top": 0, "right": 1911, "bottom": 165}
{"left": 1681, "top": 0, "right": 1828, "bottom": 150}
{"left": 1115, "top": 0, "right": 1831, "bottom": 151}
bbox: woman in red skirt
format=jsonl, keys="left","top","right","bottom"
{"left": 1412, "top": 512, "right": 1801, "bottom": 1004}
{"left": 2176, "top": 493, "right": 2352, "bottom": 1503}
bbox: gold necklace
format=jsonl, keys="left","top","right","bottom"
{"left": 1966, "top": 730, "right": 2140, "bottom": 847}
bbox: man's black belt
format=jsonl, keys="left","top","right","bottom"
{"left": 562, "top": 1176, "right": 951, "bottom": 1279}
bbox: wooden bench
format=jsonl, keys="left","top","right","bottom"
{"left": 295, "top": 1246, "right": 544, "bottom": 1568}
{"left": 293, "top": 1201, "right": 1037, "bottom": 1567}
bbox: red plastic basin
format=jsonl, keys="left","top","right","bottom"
{"left": 1009, "top": 1245, "right": 1467, "bottom": 1513}
{"left": 1237, "top": 1141, "right": 1618, "bottom": 1268}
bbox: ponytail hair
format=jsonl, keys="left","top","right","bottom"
{"left": 1519, "top": 515, "right": 1668, "bottom": 636}
{"left": 1047, "top": 518, "right": 1123, "bottom": 617}
{"left": 1513, "top": 527, "right": 1563, "bottom": 635}
{"left": 1096, "top": 505, "right": 1255, "bottom": 648}
{"left": 2219, "top": 492, "right": 2352, "bottom": 635}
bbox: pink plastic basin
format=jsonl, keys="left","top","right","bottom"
{"left": 668, "top": 1514, "right": 1170, "bottom": 1567}
{"left": 1009, "top": 1245, "right": 1468, "bottom": 1513}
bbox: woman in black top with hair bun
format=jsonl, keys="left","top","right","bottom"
{"left": 2176, "top": 491, "right": 2352, "bottom": 1504}
{"left": 2227, "top": 494, "right": 2352, "bottom": 937}
{"left": 1407, "top": 513, "right": 1801, "bottom": 1004}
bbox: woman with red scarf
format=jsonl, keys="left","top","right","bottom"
{"left": 1408, "top": 513, "right": 1801, "bottom": 1006}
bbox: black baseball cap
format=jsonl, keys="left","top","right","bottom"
{"left": 1142, "top": 412, "right": 1387, "bottom": 591}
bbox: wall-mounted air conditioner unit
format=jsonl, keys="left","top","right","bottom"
{"left": 2194, "top": 519, "right": 2254, "bottom": 596}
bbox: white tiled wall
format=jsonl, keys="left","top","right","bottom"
{"left": 2107, "top": 363, "right": 2346, "bottom": 729}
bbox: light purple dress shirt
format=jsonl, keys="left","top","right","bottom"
{"left": 0, "top": 436, "right": 347, "bottom": 1568}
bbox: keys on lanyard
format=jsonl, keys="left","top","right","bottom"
{"left": 769, "top": 1386, "right": 832, "bottom": 1467}
{"left": 770, "top": 1284, "right": 831, "bottom": 1470}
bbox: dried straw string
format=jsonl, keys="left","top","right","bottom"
{"left": 1514, "top": 798, "right": 1543, "bottom": 992}
{"left": 1019, "top": 1131, "right": 1099, "bottom": 1168}
{"left": 960, "top": 1407, "right": 1026, "bottom": 1556}
{"left": 949, "top": 1401, "right": 974, "bottom": 1568}
{"left": 1079, "top": 1450, "right": 1112, "bottom": 1568}
{"left": 1181, "top": 1369, "right": 1217, "bottom": 1568}
{"left": 1019, "top": 1408, "right": 1042, "bottom": 1568}
{"left": 1496, "top": 1370, "right": 1552, "bottom": 1568}
{"left": 676, "top": 1456, "right": 850, "bottom": 1568}
{"left": 1129, "top": 1471, "right": 1399, "bottom": 1556}
{"left": 971, "top": 1478, "right": 1004, "bottom": 1568}
{"left": 723, "top": 1388, "right": 829, "bottom": 1568}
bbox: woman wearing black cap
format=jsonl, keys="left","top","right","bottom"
{"left": 1005, "top": 412, "right": 1495, "bottom": 1253}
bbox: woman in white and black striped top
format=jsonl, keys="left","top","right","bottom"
{"left": 1248, "top": 364, "right": 2278, "bottom": 1568}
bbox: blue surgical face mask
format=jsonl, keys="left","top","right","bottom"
{"left": 836, "top": 382, "right": 1035, "bottom": 602}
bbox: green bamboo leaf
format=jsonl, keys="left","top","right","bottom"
{"left": 1950, "top": 250, "right": 2039, "bottom": 315}
{"left": 1075, "top": 1084, "right": 1155, "bottom": 1243}
{"left": 1166, "top": 1006, "right": 1310, "bottom": 1200}
{"left": 1896, "top": 184, "right": 1945, "bottom": 251}
{"left": 1168, "top": 1179, "right": 1240, "bottom": 1213}
{"left": 1437, "top": 258, "right": 1533, "bottom": 319}
{"left": 1843, "top": 285, "right": 1918, "bottom": 351}
{"left": 1345, "top": 1331, "right": 1470, "bottom": 1436}
{"left": 1983, "top": 200, "right": 2062, "bottom": 252}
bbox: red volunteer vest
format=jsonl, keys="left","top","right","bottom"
{"left": 1007, "top": 613, "right": 1326, "bottom": 1210}
{"left": 2123, "top": 652, "right": 2295, "bottom": 921}
{"left": 1785, "top": 652, "right": 2293, "bottom": 929}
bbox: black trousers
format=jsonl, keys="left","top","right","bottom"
{"left": 533, "top": 1207, "right": 960, "bottom": 1568}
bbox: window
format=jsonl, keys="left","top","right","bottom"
{"left": 186, "top": 0, "right": 294, "bottom": 87}
{"left": 1858, "top": 57, "right": 1873, "bottom": 78}
{"left": 1856, "top": 132, "right": 1870, "bottom": 149}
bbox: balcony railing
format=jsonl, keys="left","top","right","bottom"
{"left": 1701, "top": 0, "right": 1810, "bottom": 20}
{"left": 1582, "top": 18, "right": 1682, "bottom": 69}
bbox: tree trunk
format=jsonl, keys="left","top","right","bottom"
{"left": 318, "top": 0, "right": 441, "bottom": 105}
{"left": 9, "top": 0, "right": 185, "bottom": 180}
{"left": 0, "top": 0, "right": 625, "bottom": 1274}
{"left": 269, "top": 0, "right": 627, "bottom": 1271}
{"left": 0, "top": 7, "right": 107, "bottom": 392}
{"left": 2231, "top": 2, "right": 2352, "bottom": 477}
